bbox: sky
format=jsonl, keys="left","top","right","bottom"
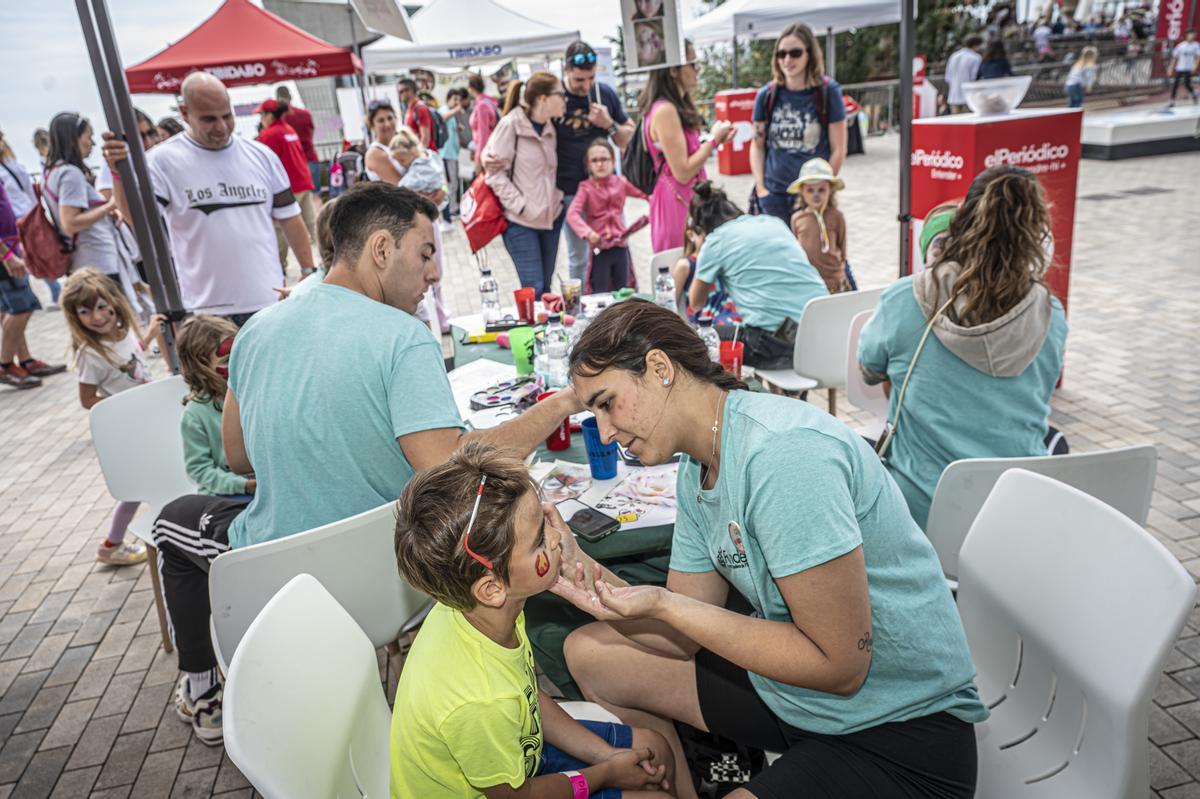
{"left": 0, "top": 0, "right": 702, "bottom": 171}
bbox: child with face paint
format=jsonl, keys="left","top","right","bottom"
{"left": 391, "top": 443, "right": 676, "bottom": 799}
{"left": 175, "top": 316, "right": 255, "bottom": 500}
{"left": 61, "top": 268, "right": 166, "bottom": 566}
{"left": 787, "top": 157, "right": 855, "bottom": 293}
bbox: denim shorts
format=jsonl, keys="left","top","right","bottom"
{"left": 0, "top": 275, "right": 42, "bottom": 315}
{"left": 537, "top": 719, "right": 633, "bottom": 798}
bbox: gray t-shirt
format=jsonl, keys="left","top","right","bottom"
{"left": 45, "top": 163, "right": 119, "bottom": 275}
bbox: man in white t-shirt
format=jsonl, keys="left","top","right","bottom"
{"left": 944, "top": 34, "right": 984, "bottom": 114}
{"left": 103, "top": 73, "right": 315, "bottom": 325}
{"left": 1170, "top": 30, "right": 1199, "bottom": 107}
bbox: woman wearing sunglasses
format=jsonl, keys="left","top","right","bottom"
{"left": 750, "top": 22, "right": 848, "bottom": 226}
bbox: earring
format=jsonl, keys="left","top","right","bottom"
{"left": 662, "top": 378, "right": 670, "bottom": 386}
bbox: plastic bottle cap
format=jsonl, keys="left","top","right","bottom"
{"left": 698, "top": 317, "right": 713, "bottom": 326}
{"left": 481, "top": 269, "right": 492, "bottom": 276}
{"left": 658, "top": 265, "right": 669, "bottom": 273}
{"left": 548, "top": 313, "right": 561, "bottom": 322}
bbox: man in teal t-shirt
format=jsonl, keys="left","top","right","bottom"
{"left": 149, "top": 183, "right": 583, "bottom": 748}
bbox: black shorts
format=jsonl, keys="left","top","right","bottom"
{"left": 694, "top": 648, "right": 978, "bottom": 798}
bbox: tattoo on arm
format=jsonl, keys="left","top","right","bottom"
{"left": 753, "top": 122, "right": 766, "bottom": 144}
{"left": 857, "top": 632, "right": 872, "bottom": 652}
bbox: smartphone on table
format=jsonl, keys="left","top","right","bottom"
{"left": 556, "top": 499, "right": 621, "bottom": 543}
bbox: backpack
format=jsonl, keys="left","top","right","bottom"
{"left": 17, "top": 179, "right": 74, "bottom": 281}
{"left": 424, "top": 104, "right": 450, "bottom": 150}
{"left": 621, "top": 112, "right": 664, "bottom": 196}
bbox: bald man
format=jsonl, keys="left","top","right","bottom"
{"left": 103, "top": 72, "right": 315, "bottom": 325}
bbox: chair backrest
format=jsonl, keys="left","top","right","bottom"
{"left": 649, "top": 246, "right": 684, "bottom": 277}
{"left": 224, "top": 574, "right": 391, "bottom": 799}
{"left": 792, "top": 287, "right": 884, "bottom": 387}
{"left": 958, "top": 470, "right": 1195, "bottom": 799}
{"left": 89, "top": 375, "right": 195, "bottom": 506}
{"left": 926, "top": 444, "right": 1157, "bottom": 581}
{"left": 844, "top": 309, "right": 889, "bottom": 421}
{"left": 209, "top": 502, "right": 429, "bottom": 670}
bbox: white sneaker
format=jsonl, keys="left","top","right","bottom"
{"left": 438, "top": 219, "right": 454, "bottom": 233}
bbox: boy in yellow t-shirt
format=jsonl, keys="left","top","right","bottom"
{"left": 391, "top": 443, "right": 676, "bottom": 798}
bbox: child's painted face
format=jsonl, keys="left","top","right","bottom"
{"left": 76, "top": 298, "right": 117, "bottom": 336}
{"left": 800, "top": 181, "right": 830, "bottom": 210}
{"left": 212, "top": 336, "right": 234, "bottom": 378}
{"left": 503, "top": 490, "right": 562, "bottom": 599}
{"left": 587, "top": 146, "right": 614, "bottom": 179}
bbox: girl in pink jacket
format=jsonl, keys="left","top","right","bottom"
{"left": 566, "top": 139, "right": 647, "bottom": 292}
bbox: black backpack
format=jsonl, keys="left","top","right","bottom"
{"left": 424, "top": 103, "right": 449, "bottom": 150}
{"left": 621, "top": 115, "right": 663, "bottom": 195}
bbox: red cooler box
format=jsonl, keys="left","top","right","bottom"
{"left": 714, "top": 89, "right": 757, "bottom": 176}
{"left": 909, "top": 109, "right": 1082, "bottom": 311}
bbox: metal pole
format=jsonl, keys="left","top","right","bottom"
{"left": 347, "top": 2, "right": 369, "bottom": 113}
{"left": 826, "top": 27, "right": 836, "bottom": 79}
{"left": 898, "top": 0, "right": 915, "bottom": 277}
{"left": 731, "top": 35, "right": 739, "bottom": 87}
{"left": 75, "top": 0, "right": 182, "bottom": 371}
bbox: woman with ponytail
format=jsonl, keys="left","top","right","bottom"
{"left": 858, "top": 165, "right": 1068, "bottom": 529}
{"left": 547, "top": 299, "right": 986, "bottom": 799}
{"left": 481, "top": 72, "right": 567, "bottom": 295}
{"left": 685, "top": 180, "right": 826, "bottom": 369}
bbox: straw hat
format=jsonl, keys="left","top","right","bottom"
{"left": 786, "top": 158, "right": 844, "bottom": 194}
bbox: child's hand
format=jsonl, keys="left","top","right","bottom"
{"left": 586, "top": 231, "right": 600, "bottom": 245}
{"left": 147, "top": 314, "right": 167, "bottom": 329}
{"left": 598, "top": 747, "right": 666, "bottom": 791}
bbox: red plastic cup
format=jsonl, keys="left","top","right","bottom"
{"left": 720, "top": 341, "right": 744, "bottom": 380}
{"left": 537, "top": 391, "right": 571, "bottom": 451}
{"left": 514, "top": 288, "right": 536, "bottom": 323}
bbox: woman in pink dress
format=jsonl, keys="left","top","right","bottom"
{"left": 639, "top": 41, "right": 734, "bottom": 252}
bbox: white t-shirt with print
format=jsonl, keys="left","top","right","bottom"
{"left": 76, "top": 331, "right": 151, "bottom": 398}
{"left": 144, "top": 134, "right": 300, "bottom": 315}
{"left": 1174, "top": 41, "right": 1200, "bottom": 73}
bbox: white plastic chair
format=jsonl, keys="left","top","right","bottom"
{"left": 958, "top": 470, "right": 1195, "bottom": 799}
{"left": 844, "top": 309, "right": 888, "bottom": 441}
{"left": 209, "top": 501, "right": 431, "bottom": 672}
{"left": 756, "top": 287, "right": 884, "bottom": 414}
{"left": 90, "top": 375, "right": 196, "bottom": 653}
{"left": 927, "top": 444, "right": 1157, "bottom": 584}
{"left": 224, "top": 574, "right": 391, "bottom": 799}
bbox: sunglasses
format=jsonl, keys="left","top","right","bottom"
{"left": 462, "top": 474, "right": 494, "bottom": 570}
{"left": 367, "top": 99, "right": 394, "bottom": 112}
{"left": 569, "top": 51, "right": 598, "bottom": 67}
{"left": 776, "top": 48, "right": 807, "bottom": 60}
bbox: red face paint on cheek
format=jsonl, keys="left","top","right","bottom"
{"left": 535, "top": 552, "right": 550, "bottom": 577}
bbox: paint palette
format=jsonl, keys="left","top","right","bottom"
{"left": 469, "top": 376, "right": 540, "bottom": 411}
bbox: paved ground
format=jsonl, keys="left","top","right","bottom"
{"left": 0, "top": 121, "right": 1197, "bottom": 797}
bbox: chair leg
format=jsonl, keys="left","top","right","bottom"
{"left": 144, "top": 543, "right": 174, "bottom": 654}
{"left": 828, "top": 388, "right": 837, "bottom": 417}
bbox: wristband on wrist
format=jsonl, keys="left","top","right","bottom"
{"left": 562, "top": 770, "right": 588, "bottom": 799}
{"left": 1, "top": 248, "right": 13, "bottom": 262}
{"left": 606, "top": 123, "right": 618, "bottom": 137}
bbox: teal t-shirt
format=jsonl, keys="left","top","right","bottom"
{"left": 670, "top": 390, "right": 987, "bottom": 735}
{"left": 857, "top": 277, "right": 1067, "bottom": 529}
{"left": 227, "top": 283, "right": 463, "bottom": 549}
{"left": 695, "top": 215, "right": 827, "bottom": 330}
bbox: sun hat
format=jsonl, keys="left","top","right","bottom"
{"left": 786, "top": 158, "right": 844, "bottom": 194}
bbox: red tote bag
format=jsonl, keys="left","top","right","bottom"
{"left": 460, "top": 172, "right": 508, "bottom": 254}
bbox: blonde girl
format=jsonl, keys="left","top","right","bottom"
{"left": 61, "top": 268, "right": 165, "bottom": 565}
{"left": 1065, "top": 46, "right": 1099, "bottom": 108}
{"left": 388, "top": 125, "right": 447, "bottom": 198}
{"left": 788, "top": 157, "right": 853, "bottom": 293}
{"left": 176, "top": 316, "right": 255, "bottom": 498}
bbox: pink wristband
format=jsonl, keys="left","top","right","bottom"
{"left": 0, "top": 249, "right": 12, "bottom": 262}
{"left": 563, "top": 770, "right": 588, "bottom": 799}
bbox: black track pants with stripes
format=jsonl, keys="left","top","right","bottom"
{"left": 151, "top": 495, "right": 248, "bottom": 673}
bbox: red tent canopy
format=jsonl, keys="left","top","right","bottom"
{"left": 125, "top": 0, "right": 363, "bottom": 94}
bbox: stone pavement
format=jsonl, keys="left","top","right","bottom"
{"left": 0, "top": 129, "right": 1197, "bottom": 798}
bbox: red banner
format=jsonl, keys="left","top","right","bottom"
{"left": 909, "top": 110, "right": 1083, "bottom": 312}
{"left": 1154, "top": 0, "right": 1200, "bottom": 77}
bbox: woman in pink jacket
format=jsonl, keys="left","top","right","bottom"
{"left": 481, "top": 72, "right": 567, "bottom": 295}
{"left": 567, "top": 139, "right": 646, "bottom": 292}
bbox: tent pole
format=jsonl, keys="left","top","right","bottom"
{"left": 826, "top": 27, "right": 835, "bottom": 79}
{"left": 731, "top": 35, "right": 739, "bottom": 87}
{"left": 347, "top": 2, "right": 369, "bottom": 115}
{"left": 898, "top": 0, "right": 914, "bottom": 278}
{"left": 76, "top": 0, "right": 182, "bottom": 371}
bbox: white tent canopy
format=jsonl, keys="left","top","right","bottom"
{"left": 686, "top": 0, "right": 901, "bottom": 45}
{"left": 363, "top": 0, "right": 580, "bottom": 73}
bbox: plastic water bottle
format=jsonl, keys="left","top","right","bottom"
{"left": 697, "top": 317, "right": 721, "bottom": 362}
{"left": 479, "top": 269, "right": 500, "bottom": 324}
{"left": 544, "top": 314, "right": 570, "bottom": 389}
{"left": 654, "top": 265, "right": 676, "bottom": 312}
